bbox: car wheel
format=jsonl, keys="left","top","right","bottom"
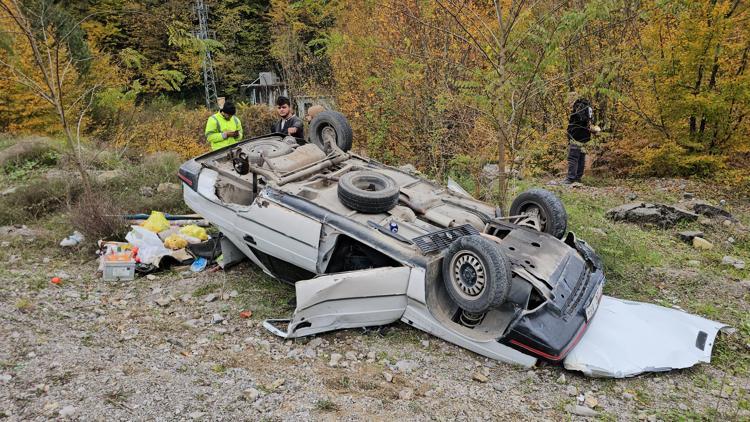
{"left": 309, "top": 111, "right": 353, "bottom": 152}
{"left": 337, "top": 170, "right": 399, "bottom": 213}
{"left": 442, "top": 235, "right": 511, "bottom": 313}
{"left": 509, "top": 188, "right": 567, "bottom": 239}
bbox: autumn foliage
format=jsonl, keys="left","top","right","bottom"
{"left": 0, "top": 0, "right": 748, "bottom": 187}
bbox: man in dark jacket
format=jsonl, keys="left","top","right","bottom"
{"left": 271, "top": 96, "right": 304, "bottom": 138}
{"left": 564, "top": 98, "right": 596, "bottom": 184}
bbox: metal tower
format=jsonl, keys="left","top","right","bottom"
{"left": 195, "top": 0, "right": 218, "bottom": 108}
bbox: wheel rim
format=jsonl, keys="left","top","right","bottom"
{"left": 321, "top": 126, "right": 337, "bottom": 146}
{"left": 449, "top": 251, "right": 486, "bottom": 300}
{"left": 520, "top": 203, "right": 547, "bottom": 232}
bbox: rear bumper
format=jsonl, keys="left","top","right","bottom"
{"left": 502, "top": 266, "right": 606, "bottom": 361}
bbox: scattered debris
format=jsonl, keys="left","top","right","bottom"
{"left": 692, "top": 237, "right": 714, "bottom": 250}
{"left": 556, "top": 374, "right": 566, "bottom": 384}
{"left": 211, "top": 313, "right": 224, "bottom": 324}
{"left": 50, "top": 277, "right": 61, "bottom": 285}
{"left": 59, "top": 231, "right": 84, "bottom": 247}
{"left": 605, "top": 202, "right": 697, "bottom": 227}
{"left": 722, "top": 256, "right": 746, "bottom": 270}
{"left": 191, "top": 257, "right": 208, "bottom": 273}
{"left": 0, "top": 374, "right": 12, "bottom": 383}
{"left": 239, "top": 310, "right": 252, "bottom": 319}
{"left": 204, "top": 293, "right": 218, "bottom": 303}
{"left": 383, "top": 372, "right": 393, "bottom": 383}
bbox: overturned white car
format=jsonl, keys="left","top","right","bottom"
{"left": 179, "top": 112, "right": 724, "bottom": 377}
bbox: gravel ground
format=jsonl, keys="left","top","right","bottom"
{"left": 1, "top": 252, "right": 747, "bottom": 421}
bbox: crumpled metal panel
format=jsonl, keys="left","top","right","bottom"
{"left": 564, "top": 296, "right": 726, "bottom": 378}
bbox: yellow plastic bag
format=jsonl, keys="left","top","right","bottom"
{"left": 163, "top": 233, "right": 188, "bottom": 250}
{"left": 180, "top": 224, "right": 208, "bottom": 241}
{"left": 142, "top": 211, "right": 170, "bottom": 233}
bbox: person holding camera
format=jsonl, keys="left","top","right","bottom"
{"left": 564, "top": 97, "right": 600, "bottom": 184}
{"left": 205, "top": 101, "right": 243, "bottom": 151}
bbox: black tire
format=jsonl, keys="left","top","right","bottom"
{"left": 442, "top": 235, "right": 511, "bottom": 313}
{"left": 337, "top": 171, "right": 399, "bottom": 213}
{"left": 309, "top": 111, "right": 353, "bottom": 152}
{"left": 509, "top": 188, "right": 567, "bottom": 239}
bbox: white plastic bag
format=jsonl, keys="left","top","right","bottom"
{"left": 125, "top": 226, "right": 171, "bottom": 266}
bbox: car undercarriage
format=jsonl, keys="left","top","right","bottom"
{"left": 179, "top": 111, "right": 725, "bottom": 377}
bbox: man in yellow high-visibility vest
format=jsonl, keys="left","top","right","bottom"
{"left": 205, "top": 102, "right": 243, "bottom": 151}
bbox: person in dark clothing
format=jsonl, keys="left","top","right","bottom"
{"left": 564, "top": 98, "right": 597, "bottom": 184}
{"left": 271, "top": 96, "right": 304, "bottom": 138}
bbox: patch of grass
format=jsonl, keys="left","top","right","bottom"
{"left": 15, "top": 298, "right": 33, "bottom": 312}
{"left": 231, "top": 265, "right": 295, "bottom": 319}
{"left": 337, "top": 376, "right": 351, "bottom": 389}
{"left": 211, "top": 364, "right": 226, "bottom": 374}
{"left": 314, "top": 399, "right": 338, "bottom": 412}
{"left": 104, "top": 389, "right": 131, "bottom": 405}
{"left": 192, "top": 282, "right": 220, "bottom": 298}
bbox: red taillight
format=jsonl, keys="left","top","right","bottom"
{"left": 177, "top": 172, "right": 193, "bottom": 186}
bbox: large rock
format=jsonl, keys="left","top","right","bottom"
{"left": 93, "top": 169, "right": 122, "bottom": 184}
{"left": 682, "top": 200, "right": 736, "bottom": 222}
{"left": 605, "top": 202, "right": 698, "bottom": 228}
{"left": 692, "top": 237, "right": 713, "bottom": 250}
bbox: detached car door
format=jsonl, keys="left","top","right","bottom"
{"left": 264, "top": 266, "right": 413, "bottom": 338}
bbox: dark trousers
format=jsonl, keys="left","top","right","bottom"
{"left": 566, "top": 143, "right": 586, "bottom": 182}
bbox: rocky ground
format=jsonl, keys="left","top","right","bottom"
{"left": 1, "top": 180, "right": 749, "bottom": 421}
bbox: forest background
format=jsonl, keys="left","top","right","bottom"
{"left": 1, "top": 0, "right": 748, "bottom": 195}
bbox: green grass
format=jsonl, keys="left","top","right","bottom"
{"left": 314, "top": 399, "right": 339, "bottom": 412}
{"left": 192, "top": 282, "right": 220, "bottom": 298}
{"left": 230, "top": 266, "right": 295, "bottom": 319}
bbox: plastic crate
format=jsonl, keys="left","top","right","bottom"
{"left": 102, "top": 259, "right": 136, "bottom": 281}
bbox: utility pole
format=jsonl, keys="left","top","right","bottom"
{"left": 194, "top": 0, "right": 218, "bottom": 109}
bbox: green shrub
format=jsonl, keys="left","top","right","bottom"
{"left": 636, "top": 142, "right": 724, "bottom": 178}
